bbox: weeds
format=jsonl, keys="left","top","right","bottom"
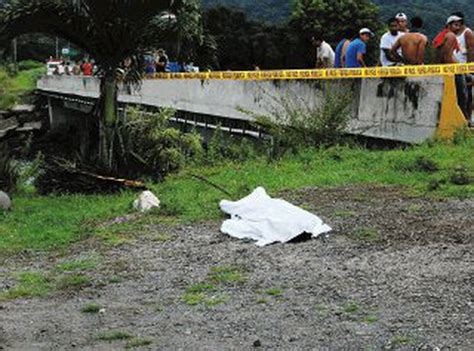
{"left": 353, "top": 228, "right": 380, "bottom": 243}
{"left": 242, "top": 83, "right": 352, "bottom": 159}
{"left": 209, "top": 266, "right": 247, "bottom": 284}
{"left": 126, "top": 337, "right": 153, "bottom": 348}
{"left": 81, "top": 303, "right": 103, "bottom": 314}
{"left": 265, "top": 288, "right": 283, "bottom": 297}
{"left": 0, "top": 272, "right": 51, "bottom": 300}
{"left": 343, "top": 302, "right": 360, "bottom": 314}
{"left": 56, "top": 274, "right": 91, "bottom": 290}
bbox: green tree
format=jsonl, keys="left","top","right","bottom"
{"left": 290, "top": 0, "right": 381, "bottom": 66}
{"left": 291, "top": 0, "right": 381, "bottom": 45}
{"left": 1, "top": 0, "right": 180, "bottom": 170}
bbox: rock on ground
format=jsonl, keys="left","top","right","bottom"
{"left": 0, "top": 191, "right": 11, "bottom": 211}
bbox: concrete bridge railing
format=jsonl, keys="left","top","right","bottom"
{"left": 37, "top": 75, "right": 459, "bottom": 144}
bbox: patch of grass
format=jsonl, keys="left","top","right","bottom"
{"left": 405, "top": 204, "right": 423, "bottom": 213}
{"left": 183, "top": 292, "right": 206, "bottom": 306}
{"left": 204, "top": 294, "right": 230, "bottom": 307}
{"left": 0, "top": 192, "right": 136, "bottom": 256}
{"left": 56, "top": 274, "right": 91, "bottom": 290}
{"left": 97, "top": 330, "right": 132, "bottom": 341}
{"left": 0, "top": 272, "right": 51, "bottom": 300}
{"left": 333, "top": 210, "right": 356, "bottom": 218}
{"left": 353, "top": 227, "right": 380, "bottom": 242}
{"left": 209, "top": 266, "right": 247, "bottom": 284}
{"left": 151, "top": 233, "right": 175, "bottom": 242}
{"left": 390, "top": 335, "right": 417, "bottom": 346}
{"left": 256, "top": 298, "right": 268, "bottom": 304}
{"left": 186, "top": 283, "right": 216, "bottom": 294}
{"left": 126, "top": 337, "right": 153, "bottom": 348}
{"left": 108, "top": 276, "right": 123, "bottom": 284}
{"left": 343, "top": 302, "right": 360, "bottom": 314}
{"left": 265, "top": 288, "right": 283, "bottom": 296}
{"left": 393, "top": 155, "right": 439, "bottom": 173}
{"left": 56, "top": 256, "right": 100, "bottom": 272}
{"left": 81, "top": 303, "right": 103, "bottom": 314}
{"left": 361, "top": 314, "right": 379, "bottom": 324}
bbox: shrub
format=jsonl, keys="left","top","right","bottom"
{"left": 117, "top": 107, "right": 204, "bottom": 179}
{"left": 17, "top": 60, "right": 44, "bottom": 71}
{"left": 0, "top": 143, "right": 19, "bottom": 193}
{"left": 241, "top": 82, "right": 353, "bottom": 159}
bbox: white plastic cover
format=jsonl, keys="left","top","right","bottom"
{"left": 220, "top": 187, "right": 332, "bottom": 246}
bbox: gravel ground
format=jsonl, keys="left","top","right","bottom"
{"left": 1, "top": 185, "right": 473, "bottom": 350}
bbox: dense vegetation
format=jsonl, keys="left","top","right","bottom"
{"left": 202, "top": 0, "right": 474, "bottom": 37}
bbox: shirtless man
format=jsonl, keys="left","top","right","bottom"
{"left": 391, "top": 17, "right": 428, "bottom": 65}
{"left": 436, "top": 15, "right": 472, "bottom": 119}
{"left": 395, "top": 13, "right": 410, "bottom": 33}
{"left": 435, "top": 16, "right": 462, "bottom": 64}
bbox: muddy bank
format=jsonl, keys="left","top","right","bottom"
{"left": 1, "top": 185, "right": 473, "bottom": 350}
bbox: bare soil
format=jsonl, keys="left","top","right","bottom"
{"left": 1, "top": 185, "right": 473, "bottom": 350}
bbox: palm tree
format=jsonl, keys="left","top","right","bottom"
{"left": 1, "top": 0, "right": 179, "bottom": 169}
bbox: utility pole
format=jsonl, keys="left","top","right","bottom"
{"left": 56, "top": 37, "right": 59, "bottom": 59}
{"left": 12, "top": 38, "right": 18, "bottom": 72}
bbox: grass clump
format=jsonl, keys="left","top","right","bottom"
{"left": 361, "top": 314, "right": 379, "bottom": 324}
{"left": 183, "top": 292, "right": 206, "bottom": 306}
{"left": 186, "top": 283, "right": 216, "bottom": 294}
{"left": 265, "top": 288, "right": 283, "bottom": 296}
{"left": 353, "top": 228, "right": 380, "bottom": 243}
{"left": 56, "top": 274, "right": 91, "bottom": 290}
{"left": 81, "top": 303, "right": 103, "bottom": 314}
{"left": 393, "top": 155, "right": 439, "bottom": 173}
{"left": 343, "top": 302, "right": 360, "bottom": 314}
{"left": 390, "top": 335, "right": 417, "bottom": 346}
{"left": 0, "top": 272, "right": 51, "bottom": 300}
{"left": 97, "top": 330, "right": 132, "bottom": 341}
{"left": 209, "top": 266, "right": 247, "bottom": 284}
{"left": 126, "top": 337, "right": 153, "bottom": 348}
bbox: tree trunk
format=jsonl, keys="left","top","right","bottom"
{"left": 99, "top": 72, "right": 118, "bottom": 171}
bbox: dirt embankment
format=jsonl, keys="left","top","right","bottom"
{"left": 1, "top": 185, "right": 473, "bottom": 350}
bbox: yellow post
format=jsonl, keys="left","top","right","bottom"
{"left": 436, "top": 75, "right": 468, "bottom": 139}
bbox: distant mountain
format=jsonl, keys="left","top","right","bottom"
{"left": 202, "top": 0, "right": 474, "bottom": 36}
{"left": 202, "top": 0, "right": 291, "bottom": 23}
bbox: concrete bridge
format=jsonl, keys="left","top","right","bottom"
{"left": 37, "top": 74, "right": 467, "bottom": 144}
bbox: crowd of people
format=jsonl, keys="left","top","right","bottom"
{"left": 312, "top": 11, "right": 473, "bottom": 121}
{"left": 47, "top": 58, "right": 96, "bottom": 77}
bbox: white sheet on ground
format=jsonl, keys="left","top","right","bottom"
{"left": 220, "top": 187, "right": 332, "bottom": 246}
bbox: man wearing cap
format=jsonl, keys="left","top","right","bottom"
{"left": 452, "top": 12, "right": 474, "bottom": 121}
{"left": 345, "top": 28, "right": 374, "bottom": 68}
{"left": 396, "top": 13, "right": 410, "bottom": 33}
{"left": 391, "top": 17, "right": 427, "bottom": 65}
{"left": 380, "top": 17, "right": 405, "bottom": 66}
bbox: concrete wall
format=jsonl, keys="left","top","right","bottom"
{"left": 38, "top": 75, "right": 446, "bottom": 143}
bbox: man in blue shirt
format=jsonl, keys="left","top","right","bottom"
{"left": 345, "top": 28, "right": 374, "bottom": 68}
{"left": 334, "top": 29, "right": 355, "bottom": 68}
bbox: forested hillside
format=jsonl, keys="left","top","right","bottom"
{"left": 202, "top": 0, "right": 474, "bottom": 36}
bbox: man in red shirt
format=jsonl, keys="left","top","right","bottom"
{"left": 81, "top": 60, "right": 93, "bottom": 76}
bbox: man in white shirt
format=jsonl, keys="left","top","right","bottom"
{"left": 380, "top": 17, "right": 405, "bottom": 66}
{"left": 311, "top": 35, "right": 335, "bottom": 68}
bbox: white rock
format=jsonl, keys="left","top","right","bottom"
{"left": 133, "top": 191, "right": 160, "bottom": 213}
{"left": 0, "top": 191, "right": 12, "bottom": 211}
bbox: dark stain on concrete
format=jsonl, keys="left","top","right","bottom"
{"left": 404, "top": 82, "right": 421, "bottom": 110}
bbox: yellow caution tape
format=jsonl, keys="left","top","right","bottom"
{"left": 152, "top": 63, "right": 474, "bottom": 80}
